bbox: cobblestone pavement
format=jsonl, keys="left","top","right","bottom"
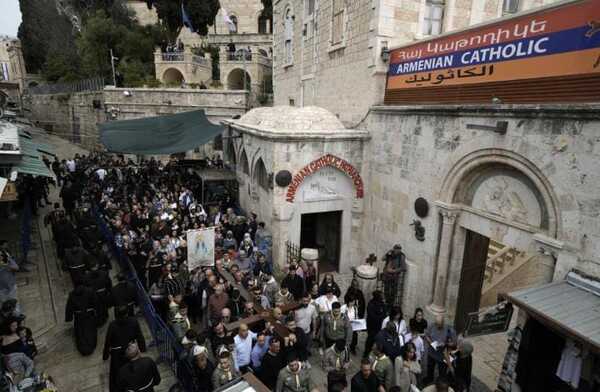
{"left": 12, "top": 130, "right": 505, "bottom": 391}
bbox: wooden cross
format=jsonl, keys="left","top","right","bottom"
{"left": 218, "top": 268, "right": 300, "bottom": 338}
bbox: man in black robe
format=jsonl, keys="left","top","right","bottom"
{"left": 63, "top": 246, "right": 92, "bottom": 286}
{"left": 117, "top": 343, "right": 161, "bottom": 392}
{"left": 84, "top": 267, "right": 113, "bottom": 326}
{"left": 103, "top": 306, "right": 146, "bottom": 392}
{"left": 111, "top": 273, "right": 138, "bottom": 317}
{"left": 65, "top": 285, "right": 98, "bottom": 356}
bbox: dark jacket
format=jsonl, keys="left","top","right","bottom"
{"left": 375, "top": 329, "right": 403, "bottom": 362}
{"left": 351, "top": 370, "right": 380, "bottom": 392}
{"left": 366, "top": 299, "right": 386, "bottom": 334}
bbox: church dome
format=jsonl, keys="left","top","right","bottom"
{"left": 236, "top": 106, "right": 346, "bottom": 132}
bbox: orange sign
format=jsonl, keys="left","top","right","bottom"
{"left": 386, "top": 0, "right": 600, "bottom": 92}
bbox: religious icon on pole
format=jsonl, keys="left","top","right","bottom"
{"left": 187, "top": 228, "right": 215, "bottom": 269}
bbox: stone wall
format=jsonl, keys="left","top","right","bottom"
{"left": 272, "top": 0, "right": 564, "bottom": 127}
{"left": 363, "top": 104, "right": 600, "bottom": 319}
{"left": 26, "top": 91, "right": 104, "bottom": 150}
{"left": 27, "top": 87, "right": 249, "bottom": 151}
{"left": 103, "top": 87, "right": 248, "bottom": 120}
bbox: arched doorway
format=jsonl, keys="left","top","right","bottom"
{"left": 227, "top": 69, "right": 251, "bottom": 90}
{"left": 163, "top": 68, "right": 185, "bottom": 85}
{"left": 436, "top": 149, "right": 560, "bottom": 332}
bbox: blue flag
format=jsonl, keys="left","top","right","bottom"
{"left": 181, "top": 3, "right": 196, "bottom": 33}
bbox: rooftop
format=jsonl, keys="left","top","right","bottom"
{"left": 238, "top": 106, "right": 345, "bottom": 132}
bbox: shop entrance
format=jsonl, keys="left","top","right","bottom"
{"left": 300, "top": 210, "right": 342, "bottom": 273}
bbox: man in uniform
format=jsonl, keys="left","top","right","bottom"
{"left": 320, "top": 302, "right": 352, "bottom": 349}
{"left": 212, "top": 350, "right": 241, "bottom": 388}
{"left": 323, "top": 339, "right": 351, "bottom": 392}
{"left": 369, "top": 343, "right": 393, "bottom": 391}
{"left": 276, "top": 354, "right": 319, "bottom": 392}
{"left": 117, "top": 343, "right": 161, "bottom": 392}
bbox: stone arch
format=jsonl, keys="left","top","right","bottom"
{"left": 162, "top": 67, "right": 185, "bottom": 85}
{"left": 254, "top": 157, "right": 269, "bottom": 190}
{"left": 227, "top": 68, "right": 251, "bottom": 90}
{"left": 440, "top": 148, "right": 560, "bottom": 237}
{"left": 240, "top": 149, "right": 250, "bottom": 175}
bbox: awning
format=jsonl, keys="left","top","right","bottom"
{"left": 507, "top": 271, "right": 600, "bottom": 351}
{"left": 9, "top": 129, "right": 55, "bottom": 179}
{"left": 11, "top": 154, "right": 54, "bottom": 178}
{"left": 99, "top": 110, "right": 224, "bottom": 155}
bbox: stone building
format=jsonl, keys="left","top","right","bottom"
{"left": 228, "top": 0, "right": 600, "bottom": 358}
{"left": 0, "top": 36, "right": 27, "bottom": 104}
{"left": 127, "top": 0, "right": 273, "bottom": 99}
{"left": 272, "top": 0, "right": 564, "bottom": 125}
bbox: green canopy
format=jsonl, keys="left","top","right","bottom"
{"left": 99, "top": 110, "right": 224, "bottom": 154}
{"left": 10, "top": 131, "right": 55, "bottom": 179}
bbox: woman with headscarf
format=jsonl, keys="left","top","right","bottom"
{"left": 319, "top": 274, "right": 341, "bottom": 298}
{"left": 222, "top": 230, "right": 238, "bottom": 251}
{"left": 446, "top": 339, "right": 473, "bottom": 392}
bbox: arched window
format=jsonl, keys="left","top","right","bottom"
{"left": 284, "top": 8, "right": 294, "bottom": 65}
{"left": 240, "top": 149, "right": 249, "bottom": 175}
{"left": 226, "top": 140, "right": 236, "bottom": 165}
{"left": 254, "top": 158, "right": 269, "bottom": 191}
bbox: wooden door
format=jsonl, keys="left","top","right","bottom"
{"left": 455, "top": 230, "right": 490, "bottom": 333}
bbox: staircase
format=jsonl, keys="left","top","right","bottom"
{"left": 481, "top": 241, "right": 534, "bottom": 306}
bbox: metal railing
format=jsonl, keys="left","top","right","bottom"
{"left": 94, "top": 206, "right": 198, "bottom": 391}
{"left": 162, "top": 52, "right": 185, "bottom": 62}
{"left": 27, "top": 77, "right": 105, "bottom": 95}
{"left": 191, "top": 55, "right": 209, "bottom": 66}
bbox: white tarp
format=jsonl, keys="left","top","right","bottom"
{"left": 187, "top": 227, "right": 215, "bottom": 270}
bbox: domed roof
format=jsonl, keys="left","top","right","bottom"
{"left": 236, "top": 106, "right": 346, "bottom": 132}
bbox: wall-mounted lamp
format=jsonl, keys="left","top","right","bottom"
{"left": 123, "top": 90, "right": 132, "bottom": 97}
{"left": 466, "top": 121, "right": 508, "bottom": 135}
{"left": 380, "top": 41, "right": 390, "bottom": 62}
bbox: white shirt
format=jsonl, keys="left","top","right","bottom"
{"left": 295, "top": 303, "right": 317, "bottom": 334}
{"left": 341, "top": 304, "right": 359, "bottom": 321}
{"left": 95, "top": 168, "right": 107, "bottom": 181}
{"left": 315, "top": 295, "right": 338, "bottom": 313}
{"left": 233, "top": 331, "right": 257, "bottom": 370}
{"left": 381, "top": 317, "right": 407, "bottom": 337}
{"left": 66, "top": 160, "right": 76, "bottom": 172}
{"left": 404, "top": 332, "right": 425, "bottom": 361}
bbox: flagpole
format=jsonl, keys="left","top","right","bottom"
{"left": 110, "top": 49, "right": 117, "bottom": 87}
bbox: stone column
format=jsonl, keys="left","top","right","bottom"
{"left": 428, "top": 204, "right": 460, "bottom": 316}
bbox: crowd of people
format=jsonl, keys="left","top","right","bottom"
{"left": 42, "top": 152, "right": 475, "bottom": 392}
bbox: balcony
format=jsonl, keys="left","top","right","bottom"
{"left": 222, "top": 51, "right": 272, "bottom": 67}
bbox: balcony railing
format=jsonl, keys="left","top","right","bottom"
{"left": 161, "top": 52, "right": 184, "bottom": 62}
{"left": 223, "top": 52, "right": 272, "bottom": 66}
{"left": 157, "top": 51, "right": 211, "bottom": 69}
